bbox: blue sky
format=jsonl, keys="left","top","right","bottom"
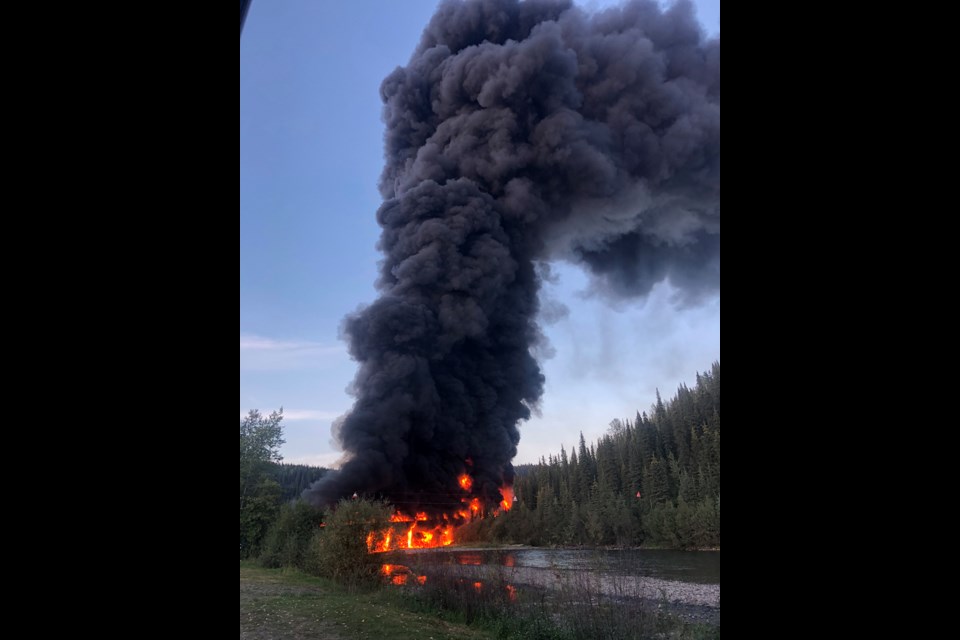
{"left": 240, "top": 0, "right": 720, "bottom": 468}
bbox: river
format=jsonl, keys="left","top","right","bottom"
{"left": 385, "top": 546, "right": 720, "bottom": 625}
{"left": 406, "top": 548, "right": 720, "bottom": 584}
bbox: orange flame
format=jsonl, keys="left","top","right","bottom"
{"left": 440, "top": 526, "right": 455, "bottom": 546}
{"left": 506, "top": 584, "right": 517, "bottom": 602}
{"left": 456, "top": 496, "right": 482, "bottom": 521}
{"left": 499, "top": 485, "right": 514, "bottom": 511}
{"left": 365, "top": 481, "right": 516, "bottom": 553}
{"left": 390, "top": 511, "right": 429, "bottom": 523}
{"left": 367, "top": 517, "right": 459, "bottom": 552}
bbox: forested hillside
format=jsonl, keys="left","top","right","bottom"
{"left": 462, "top": 362, "right": 720, "bottom": 549}
{"left": 272, "top": 463, "right": 329, "bottom": 501}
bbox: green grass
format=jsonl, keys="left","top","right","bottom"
{"left": 240, "top": 561, "right": 493, "bottom": 640}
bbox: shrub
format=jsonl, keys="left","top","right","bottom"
{"left": 305, "top": 498, "right": 393, "bottom": 588}
{"left": 258, "top": 500, "right": 323, "bottom": 568}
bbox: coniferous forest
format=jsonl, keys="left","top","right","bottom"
{"left": 274, "top": 463, "right": 329, "bottom": 501}
{"left": 460, "top": 362, "right": 721, "bottom": 549}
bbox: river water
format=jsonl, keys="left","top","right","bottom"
{"left": 402, "top": 548, "right": 720, "bottom": 585}
{"left": 383, "top": 546, "right": 720, "bottom": 626}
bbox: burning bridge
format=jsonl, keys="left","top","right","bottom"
{"left": 366, "top": 473, "right": 513, "bottom": 552}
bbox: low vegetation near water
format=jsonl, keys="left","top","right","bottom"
{"left": 240, "top": 560, "right": 719, "bottom": 640}
{"left": 240, "top": 561, "right": 490, "bottom": 640}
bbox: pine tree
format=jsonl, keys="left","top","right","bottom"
{"left": 462, "top": 363, "right": 718, "bottom": 549}
{"left": 643, "top": 457, "right": 670, "bottom": 505}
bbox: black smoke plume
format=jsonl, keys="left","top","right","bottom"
{"left": 304, "top": 0, "right": 719, "bottom": 516}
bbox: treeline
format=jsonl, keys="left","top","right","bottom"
{"left": 242, "top": 363, "right": 719, "bottom": 555}
{"left": 273, "top": 463, "right": 329, "bottom": 501}
{"left": 462, "top": 362, "right": 720, "bottom": 549}
{"left": 240, "top": 408, "right": 331, "bottom": 558}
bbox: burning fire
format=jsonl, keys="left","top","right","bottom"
{"left": 367, "top": 521, "right": 455, "bottom": 553}
{"left": 500, "top": 486, "right": 513, "bottom": 511}
{"left": 364, "top": 471, "right": 515, "bottom": 553}
{"left": 456, "top": 497, "right": 482, "bottom": 521}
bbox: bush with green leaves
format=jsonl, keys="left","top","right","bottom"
{"left": 304, "top": 498, "right": 393, "bottom": 587}
{"left": 258, "top": 500, "right": 324, "bottom": 568}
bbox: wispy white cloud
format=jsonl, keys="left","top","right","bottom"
{"left": 282, "top": 409, "right": 343, "bottom": 421}
{"left": 240, "top": 334, "right": 342, "bottom": 354}
{"left": 282, "top": 452, "right": 345, "bottom": 470}
{"left": 240, "top": 333, "right": 347, "bottom": 371}
{"left": 240, "top": 409, "right": 343, "bottom": 422}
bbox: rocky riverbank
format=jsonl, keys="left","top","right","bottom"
{"left": 500, "top": 565, "right": 719, "bottom": 625}
{"left": 400, "top": 556, "right": 721, "bottom": 627}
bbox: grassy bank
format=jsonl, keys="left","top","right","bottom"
{"left": 240, "top": 561, "right": 492, "bottom": 640}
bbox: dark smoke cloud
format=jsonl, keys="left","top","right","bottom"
{"left": 304, "top": 0, "right": 719, "bottom": 515}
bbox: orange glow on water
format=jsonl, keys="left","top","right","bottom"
{"left": 380, "top": 564, "right": 427, "bottom": 587}
{"left": 457, "top": 553, "right": 483, "bottom": 566}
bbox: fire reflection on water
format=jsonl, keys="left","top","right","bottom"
{"left": 380, "top": 562, "right": 517, "bottom": 601}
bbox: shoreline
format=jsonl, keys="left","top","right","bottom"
{"left": 400, "top": 543, "right": 720, "bottom": 553}
{"left": 394, "top": 547, "right": 721, "bottom": 627}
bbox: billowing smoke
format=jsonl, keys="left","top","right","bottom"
{"left": 304, "top": 0, "right": 719, "bottom": 515}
